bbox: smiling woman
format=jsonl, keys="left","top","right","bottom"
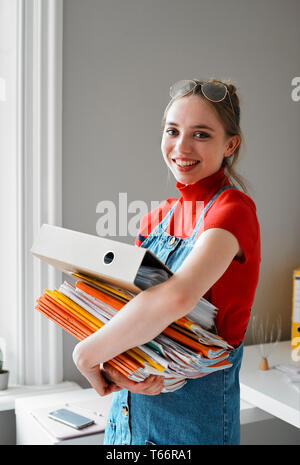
{"left": 73, "top": 78, "right": 261, "bottom": 446}
{"left": 161, "top": 96, "right": 240, "bottom": 183}
{"left": 161, "top": 79, "right": 247, "bottom": 192}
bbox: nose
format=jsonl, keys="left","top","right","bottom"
{"left": 175, "top": 133, "right": 193, "bottom": 154}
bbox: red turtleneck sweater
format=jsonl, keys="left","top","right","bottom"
{"left": 135, "top": 167, "right": 261, "bottom": 346}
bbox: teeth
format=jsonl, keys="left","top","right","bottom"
{"left": 175, "top": 160, "right": 199, "bottom": 167}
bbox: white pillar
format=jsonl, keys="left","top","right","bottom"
{"left": 17, "top": 0, "right": 63, "bottom": 385}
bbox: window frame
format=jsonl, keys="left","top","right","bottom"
{"left": 0, "top": 0, "right": 64, "bottom": 385}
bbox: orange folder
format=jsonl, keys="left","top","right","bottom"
{"left": 35, "top": 302, "right": 88, "bottom": 341}
{"left": 38, "top": 294, "right": 94, "bottom": 335}
{"left": 46, "top": 289, "right": 103, "bottom": 331}
{"left": 117, "top": 351, "right": 144, "bottom": 372}
{"left": 76, "top": 280, "right": 226, "bottom": 360}
{"left": 35, "top": 279, "right": 231, "bottom": 382}
{"left": 207, "top": 359, "right": 232, "bottom": 369}
{"left": 163, "top": 326, "right": 228, "bottom": 359}
{"left": 107, "top": 358, "right": 131, "bottom": 377}
{"left": 75, "top": 280, "right": 125, "bottom": 311}
{"left": 36, "top": 293, "right": 143, "bottom": 379}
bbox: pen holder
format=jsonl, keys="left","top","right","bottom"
{"left": 259, "top": 357, "right": 269, "bottom": 371}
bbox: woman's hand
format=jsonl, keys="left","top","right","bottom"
{"left": 102, "top": 362, "right": 165, "bottom": 396}
{"left": 76, "top": 363, "right": 123, "bottom": 397}
{"left": 73, "top": 340, "right": 163, "bottom": 396}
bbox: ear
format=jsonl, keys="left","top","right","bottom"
{"left": 224, "top": 135, "right": 241, "bottom": 158}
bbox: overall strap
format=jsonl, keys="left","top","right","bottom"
{"left": 148, "top": 200, "right": 180, "bottom": 236}
{"left": 147, "top": 185, "right": 237, "bottom": 239}
{"left": 188, "top": 185, "right": 237, "bottom": 243}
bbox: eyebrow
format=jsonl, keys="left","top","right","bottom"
{"left": 165, "top": 121, "right": 215, "bottom": 132}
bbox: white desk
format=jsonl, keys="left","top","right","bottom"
{"left": 15, "top": 388, "right": 113, "bottom": 445}
{"left": 240, "top": 340, "right": 300, "bottom": 429}
{"left": 14, "top": 372, "right": 297, "bottom": 445}
{"left": 0, "top": 381, "right": 80, "bottom": 412}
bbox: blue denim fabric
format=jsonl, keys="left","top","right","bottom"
{"left": 104, "top": 185, "right": 244, "bottom": 445}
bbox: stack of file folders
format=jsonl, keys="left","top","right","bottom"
{"left": 35, "top": 265, "right": 234, "bottom": 393}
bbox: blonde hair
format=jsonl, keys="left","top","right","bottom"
{"left": 161, "top": 78, "right": 249, "bottom": 194}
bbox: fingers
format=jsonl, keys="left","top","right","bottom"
{"left": 101, "top": 365, "right": 115, "bottom": 383}
{"left": 131, "top": 375, "right": 164, "bottom": 396}
{"left": 102, "top": 363, "right": 165, "bottom": 396}
{"left": 93, "top": 378, "right": 113, "bottom": 397}
{"left": 102, "top": 364, "right": 138, "bottom": 391}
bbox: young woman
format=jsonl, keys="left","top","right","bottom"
{"left": 72, "top": 79, "right": 261, "bottom": 445}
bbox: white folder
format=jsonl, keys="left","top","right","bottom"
{"left": 31, "top": 224, "right": 172, "bottom": 293}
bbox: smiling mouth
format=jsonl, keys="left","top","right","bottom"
{"left": 172, "top": 159, "right": 200, "bottom": 167}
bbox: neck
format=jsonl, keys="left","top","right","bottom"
{"left": 176, "top": 166, "right": 230, "bottom": 203}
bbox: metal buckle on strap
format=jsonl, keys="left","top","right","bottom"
{"left": 168, "top": 237, "right": 176, "bottom": 246}
{"left": 122, "top": 406, "right": 129, "bottom": 416}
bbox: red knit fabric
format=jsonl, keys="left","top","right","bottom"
{"left": 135, "top": 167, "right": 261, "bottom": 346}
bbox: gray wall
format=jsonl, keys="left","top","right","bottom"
{"left": 62, "top": 0, "right": 300, "bottom": 387}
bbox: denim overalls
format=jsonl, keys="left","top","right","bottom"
{"left": 104, "top": 185, "right": 244, "bottom": 445}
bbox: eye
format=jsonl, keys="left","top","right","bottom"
{"left": 165, "top": 128, "right": 178, "bottom": 136}
{"left": 165, "top": 128, "right": 210, "bottom": 139}
{"left": 195, "top": 132, "right": 210, "bottom": 139}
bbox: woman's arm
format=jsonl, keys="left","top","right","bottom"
{"left": 73, "top": 227, "right": 239, "bottom": 392}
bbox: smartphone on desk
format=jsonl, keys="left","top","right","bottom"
{"left": 48, "top": 408, "right": 95, "bottom": 430}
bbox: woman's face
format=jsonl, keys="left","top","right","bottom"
{"left": 161, "top": 95, "right": 239, "bottom": 185}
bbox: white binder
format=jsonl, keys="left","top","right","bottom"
{"left": 31, "top": 224, "right": 173, "bottom": 293}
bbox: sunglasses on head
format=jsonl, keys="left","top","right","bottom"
{"left": 169, "top": 79, "right": 236, "bottom": 124}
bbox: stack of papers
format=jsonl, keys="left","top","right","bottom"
{"left": 35, "top": 266, "right": 233, "bottom": 393}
